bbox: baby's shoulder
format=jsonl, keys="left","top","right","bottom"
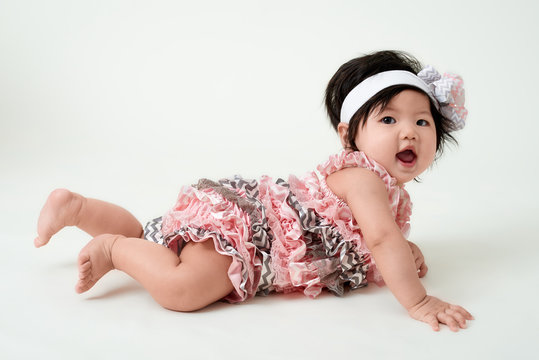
{"left": 325, "top": 167, "right": 387, "bottom": 203}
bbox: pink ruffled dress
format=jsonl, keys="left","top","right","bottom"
{"left": 143, "top": 150, "right": 412, "bottom": 303}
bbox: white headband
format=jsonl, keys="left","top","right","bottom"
{"left": 339, "top": 70, "right": 438, "bottom": 124}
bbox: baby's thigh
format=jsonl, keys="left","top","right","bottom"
{"left": 177, "top": 239, "right": 234, "bottom": 305}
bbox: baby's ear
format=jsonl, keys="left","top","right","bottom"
{"left": 337, "top": 122, "right": 349, "bottom": 148}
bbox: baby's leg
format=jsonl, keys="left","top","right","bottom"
{"left": 35, "top": 188, "right": 143, "bottom": 247}
{"left": 77, "top": 235, "right": 234, "bottom": 311}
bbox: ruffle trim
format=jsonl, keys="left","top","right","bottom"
{"left": 156, "top": 150, "right": 412, "bottom": 301}
{"left": 316, "top": 150, "right": 412, "bottom": 237}
{"left": 161, "top": 186, "right": 260, "bottom": 303}
{"left": 316, "top": 150, "right": 396, "bottom": 188}
{"left": 258, "top": 177, "right": 369, "bottom": 297}
{"left": 289, "top": 150, "right": 413, "bottom": 285}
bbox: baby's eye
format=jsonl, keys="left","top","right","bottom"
{"left": 417, "top": 119, "right": 429, "bottom": 126}
{"left": 381, "top": 117, "right": 396, "bottom": 124}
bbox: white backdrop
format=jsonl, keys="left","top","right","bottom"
{"left": 1, "top": 0, "right": 538, "bottom": 359}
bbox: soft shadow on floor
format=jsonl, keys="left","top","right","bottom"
{"left": 85, "top": 282, "right": 145, "bottom": 300}
{"left": 414, "top": 219, "right": 536, "bottom": 309}
{"left": 420, "top": 231, "right": 519, "bottom": 283}
{"left": 196, "top": 279, "right": 386, "bottom": 313}
{"left": 45, "top": 260, "right": 78, "bottom": 270}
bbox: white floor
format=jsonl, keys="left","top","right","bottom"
{"left": 3, "top": 203, "right": 538, "bottom": 359}
{"left": 2, "top": 1, "right": 539, "bottom": 359}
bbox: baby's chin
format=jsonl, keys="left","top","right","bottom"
{"left": 389, "top": 166, "right": 422, "bottom": 185}
{"left": 395, "top": 175, "right": 415, "bottom": 186}
{"left": 395, "top": 165, "right": 432, "bottom": 185}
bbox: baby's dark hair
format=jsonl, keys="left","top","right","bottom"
{"left": 325, "top": 50, "right": 456, "bottom": 156}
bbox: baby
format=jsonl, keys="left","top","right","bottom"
{"left": 35, "top": 50, "right": 473, "bottom": 331}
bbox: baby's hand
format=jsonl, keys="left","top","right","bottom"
{"left": 407, "top": 241, "right": 428, "bottom": 277}
{"left": 408, "top": 295, "right": 474, "bottom": 332}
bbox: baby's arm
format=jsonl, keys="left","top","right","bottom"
{"left": 326, "top": 168, "right": 472, "bottom": 331}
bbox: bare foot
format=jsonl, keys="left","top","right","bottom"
{"left": 34, "top": 189, "right": 84, "bottom": 248}
{"left": 76, "top": 234, "right": 120, "bottom": 294}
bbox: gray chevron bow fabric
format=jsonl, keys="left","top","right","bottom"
{"left": 418, "top": 65, "right": 468, "bottom": 131}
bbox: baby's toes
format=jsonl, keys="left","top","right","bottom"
{"left": 76, "top": 253, "right": 93, "bottom": 292}
{"left": 78, "top": 250, "right": 90, "bottom": 266}
{"left": 75, "top": 277, "right": 95, "bottom": 294}
{"left": 78, "top": 261, "right": 92, "bottom": 279}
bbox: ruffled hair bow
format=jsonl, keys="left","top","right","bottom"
{"left": 418, "top": 66, "right": 468, "bottom": 131}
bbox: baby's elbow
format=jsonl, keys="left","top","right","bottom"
{"left": 364, "top": 229, "right": 401, "bottom": 251}
{"left": 364, "top": 232, "right": 388, "bottom": 251}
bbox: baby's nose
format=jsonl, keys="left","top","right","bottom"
{"left": 400, "top": 123, "right": 417, "bottom": 139}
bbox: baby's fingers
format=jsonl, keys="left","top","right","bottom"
{"left": 418, "top": 262, "right": 428, "bottom": 278}
{"left": 437, "top": 312, "right": 460, "bottom": 332}
{"left": 425, "top": 314, "right": 440, "bottom": 332}
{"left": 450, "top": 304, "right": 474, "bottom": 320}
{"left": 446, "top": 309, "right": 468, "bottom": 329}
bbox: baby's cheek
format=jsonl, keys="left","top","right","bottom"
{"left": 425, "top": 133, "right": 437, "bottom": 163}
{"left": 428, "top": 144, "right": 437, "bottom": 163}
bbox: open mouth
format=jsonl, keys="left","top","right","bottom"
{"left": 396, "top": 149, "right": 417, "bottom": 166}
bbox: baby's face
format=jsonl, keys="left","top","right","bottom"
{"left": 354, "top": 90, "right": 437, "bottom": 185}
